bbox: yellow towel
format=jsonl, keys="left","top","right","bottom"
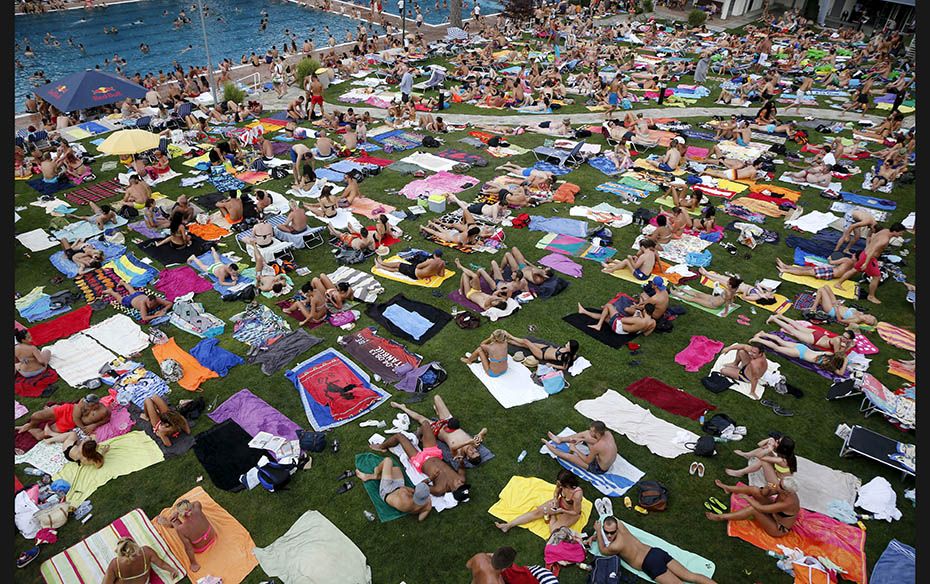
{"left": 716, "top": 179, "right": 750, "bottom": 193}
{"left": 371, "top": 255, "right": 455, "bottom": 288}
{"left": 698, "top": 274, "right": 791, "bottom": 314}
{"left": 654, "top": 196, "right": 702, "bottom": 215}
{"left": 183, "top": 152, "right": 211, "bottom": 167}
{"left": 634, "top": 158, "right": 686, "bottom": 176}
{"left": 488, "top": 476, "right": 593, "bottom": 540}
{"left": 780, "top": 273, "right": 857, "bottom": 299}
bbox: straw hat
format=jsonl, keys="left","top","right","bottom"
{"left": 512, "top": 351, "right": 526, "bottom": 362}
{"left": 523, "top": 356, "right": 539, "bottom": 368}
{"left": 375, "top": 245, "right": 390, "bottom": 257}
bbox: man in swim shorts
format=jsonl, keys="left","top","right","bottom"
{"left": 103, "top": 284, "right": 173, "bottom": 323}
{"left": 16, "top": 394, "right": 111, "bottom": 440}
{"left": 833, "top": 222, "right": 906, "bottom": 304}
{"left": 375, "top": 249, "right": 446, "bottom": 281}
{"left": 543, "top": 421, "right": 618, "bottom": 474}
{"left": 595, "top": 516, "right": 717, "bottom": 583}
{"left": 187, "top": 248, "right": 239, "bottom": 286}
{"left": 307, "top": 74, "right": 325, "bottom": 118}
{"left": 719, "top": 342, "right": 768, "bottom": 399}
{"left": 371, "top": 419, "right": 471, "bottom": 502}
{"left": 356, "top": 456, "right": 432, "bottom": 520}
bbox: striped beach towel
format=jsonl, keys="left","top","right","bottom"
{"left": 877, "top": 322, "right": 915, "bottom": 352}
{"left": 40, "top": 509, "right": 185, "bottom": 584}
{"left": 64, "top": 178, "right": 123, "bottom": 206}
{"left": 540, "top": 428, "right": 644, "bottom": 497}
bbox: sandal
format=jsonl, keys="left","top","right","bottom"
{"left": 689, "top": 462, "right": 698, "bottom": 476}
{"left": 336, "top": 481, "right": 354, "bottom": 494}
{"left": 772, "top": 406, "right": 795, "bottom": 417}
{"left": 704, "top": 501, "right": 723, "bottom": 514}
{"left": 709, "top": 496, "right": 728, "bottom": 513}
{"left": 623, "top": 496, "right": 633, "bottom": 509}
{"left": 336, "top": 470, "right": 355, "bottom": 481}
{"left": 697, "top": 463, "right": 705, "bottom": 478}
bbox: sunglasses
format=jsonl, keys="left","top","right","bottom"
{"left": 604, "top": 529, "right": 617, "bottom": 536}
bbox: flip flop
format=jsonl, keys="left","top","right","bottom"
{"left": 633, "top": 505, "right": 649, "bottom": 515}
{"left": 336, "top": 481, "right": 354, "bottom": 494}
{"left": 623, "top": 496, "right": 632, "bottom": 509}
{"left": 689, "top": 462, "right": 698, "bottom": 476}
{"left": 704, "top": 501, "right": 723, "bottom": 515}
{"left": 336, "top": 469, "right": 355, "bottom": 481}
{"left": 759, "top": 399, "right": 779, "bottom": 409}
{"left": 697, "top": 463, "right": 705, "bottom": 478}
{"left": 773, "top": 406, "right": 795, "bottom": 416}
{"left": 709, "top": 496, "right": 728, "bottom": 513}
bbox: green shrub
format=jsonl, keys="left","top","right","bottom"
{"left": 222, "top": 82, "right": 246, "bottom": 105}
{"left": 642, "top": 0, "right": 654, "bottom": 12}
{"left": 688, "top": 9, "right": 707, "bottom": 27}
{"left": 295, "top": 57, "right": 322, "bottom": 89}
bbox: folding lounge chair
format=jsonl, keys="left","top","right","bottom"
{"left": 134, "top": 116, "right": 152, "bottom": 130}
{"left": 29, "top": 130, "right": 52, "bottom": 151}
{"left": 234, "top": 215, "right": 295, "bottom": 262}
{"left": 423, "top": 67, "right": 446, "bottom": 90}
{"left": 859, "top": 376, "right": 915, "bottom": 430}
{"left": 533, "top": 141, "right": 586, "bottom": 168}
{"left": 839, "top": 424, "right": 914, "bottom": 479}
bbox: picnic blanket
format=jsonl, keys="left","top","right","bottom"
{"left": 40, "top": 509, "right": 185, "bottom": 584}
{"left": 54, "top": 431, "right": 165, "bottom": 505}
{"left": 64, "top": 179, "right": 123, "bottom": 206}
{"left": 16, "top": 228, "right": 59, "bottom": 252}
{"left": 468, "top": 358, "right": 549, "bottom": 408}
{"left": 488, "top": 476, "right": 593, "bottom": 539}
{"left": 625, "top": 377, "right": 716, "bottom": 420}
{"left": 355, "top": 452, "right": 414, "bottom": 522}
{"left": 575, "top": 389, "right": 699, "bottom": 459}
{"left": 748, "top": 456, "right": 860, "bottom": 516}
{"left": 540, "top": 427, "right": 644, "bottom": 497}
{"left": 371, "top": 255, "right": 455, "bottom": 288}
{"left": 154, "top": 486, "right": 258, "bottom": 584}
{"left": 253, "top": 510, "right": 371, "bottom": 584}
{"left": 727, "top": 490, "right": 867, "bottom": 584}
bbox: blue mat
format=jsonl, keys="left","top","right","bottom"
{"left": 27, "top": 177, "right": 70, "bottom": 196}
{"left": 871, "top": 539, "right": 915, "bottom": 584}
{"left": 192, "top": 249, "right": 255, "bottom": 296}
{"left": 841, "top": 191, "right": 896, "bottom": 211}
{"left": 531, "top": 161, "right": 573, "bottom": 175}
{"left": 587, "top": 156, "right": 620, "bottom": 176}
{"left": 314, "top": 168, "right": 346, "bottom": 183}
{"left": 528, "top": 216, "right": 589, "bottom": 238}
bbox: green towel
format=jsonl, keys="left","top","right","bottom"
{"left": 619, "top": 176, "right": 660, "bottom": 192}
{"left": 673, "top": 286, "right": 739, "bottom": 317}
{"left": 355, "top": 453, "right": 412, "bottom": 523}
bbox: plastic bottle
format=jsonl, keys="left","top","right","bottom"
{"left": 23, "top": 467, "right": 44, "bottom": 476}
{"left": 517, "top": 450, "right": 527, "bottom": 463}
{"left": 363, "top": 510, "right": 376, "bottom": 522}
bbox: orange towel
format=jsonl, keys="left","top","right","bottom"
{"left": 727, "top": 490, "right": 867, "bottom": 584}
{"left": 188, "top": 223, "right": 231, "bottom": 241}
{"left": 739, "top": 180, "right": 801, "bottom": 202}
{"left": 151, "top": 337, "right": 218, "bottom": 392}
{"left": 887, "top": 359, "right": 915, "bottom": 382}
{"left": 553, "top": 182, "right": 580, "bottom": 203}
{"left": 153, "top": 486, "right": 258, "bottom": 584}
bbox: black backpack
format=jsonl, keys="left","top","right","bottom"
{"left": 413, "top": 362, "right": 447, "bottom": 393}
{"left": 118, "top": 205, "right": 139, "bottom": 219}
{"left": 588, "top": 555, "right": 634, "bottom": 584}
{"left": 421, "top": 135, "right": 441, "bottom": 148}
{"left": 702, "top": 413, "right": 737, "bottom": 436}
{"left": 687, "top": 435, "right": 717, "bottom": 457}
{"left": 701, "top": 372, "right": 733, "bottom": 394}
{"left": 636, "top": 480, "right": 669, "bottom": 512}
{"left": 256, "top": 459, "right": 299, "bottom": 492}
{"left": 297, "top": 429, "right": 327, "bottom": 452}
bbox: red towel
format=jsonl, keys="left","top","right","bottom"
{"left": 353, "top": 155, "right": 395, "bottom": 167}
{"left": 27, "top": 305, "right": 93, "bottom": 346}
{"left": 14, "top": 368, "right": 59, "bottom": 398}
{"left": 625, "top": 377, "right": 715, "bottom": 420}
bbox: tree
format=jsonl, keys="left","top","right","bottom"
{"left": 450, "top": 0, "right": 462, "bottom": 28}
{"left": 503, "top": 0, "right": 534, "bottom": 23}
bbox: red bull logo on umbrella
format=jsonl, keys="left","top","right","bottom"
{"left": 91, "top": 86, "right": 122, "bottom": 101}
{"left": 48, "top": 84, "right": 69, "bottom": 98}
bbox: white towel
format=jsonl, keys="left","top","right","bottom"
{"left": 82, "top": 314, "right": 149, "bottom": 357}
{"left": 46, "top": 334, "right": 117, "bottom": 387}
{"left": 401, "top": 152, "right": 458, "bottom": 173}
{"left": 855, "top": 476, "right": 902, "bottom": 521}
{"left": 468, "top": 359, "right": 549, "bottom": 409}
{"left": 785, "top": 210, "right": 841, "bottom": 234}
{"left": 574, "top": 390, "right": 698, "bottom": 459}
{"left": 709, "top": 351, "right": 781, "bottom": 401}
{"left": 749, "top": 456, "right": 861, "bottom": 516}
{"left": 368, "top": 432, "right": 458, "bottom": 512}
{"left": 482, "top": 297, "right": 521, "bottom": 321}
{"left": 16, "top": 228, "right": 58, "bottom": 252}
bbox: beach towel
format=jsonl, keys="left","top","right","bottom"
{"left": 104, "top": 252, "right": 160, "bottom": 287}
{"left": 709, "top": 352, "right": 782, "bottom": 401}
{"left": 128, "top": 219, "right": 167, "bottom": 239}
{"left": 138, "top": 236, "right": 212, "bottom": 267}
{"left": 16, "top": 286, "right": 72, "bottom": 323}
{"left": 540, "top": 428, "right": 644, "bottom": 497}
{"left": 625, "top": 377, "right": 716, "bottom": 420}
{"left": 371, "top": 255, "right": 455, "bottom": 288}
{"left": 27, "top": 305, "right": 93, "bottom": 346}
{"left": 90, "top": 405, "right": 135, "bottom": 443}
{"left": 40, "top": 509, "right": 185, "bottom": 584}
{"left": 340, "top": 326, "right": 421, "bottom": 383}
{"left": 696, "top": 273, "right": 791, "bottom": 314}
{"left": 887, "top": 359, "right": 915, "bottom": 383}
{"left": 436, "top": 148, "right": 487, "bottom": 167}
{"left": 538, "top": 252, "right": 583, "bottom": 278}
{"left": 14, "top": 367, "right": 59, "bottom": 398}
{"left": 126, "top": 403, "right": 195, "bottom": 459}
{"left": 286, "top": 348, "right": 390, "bottom": 431}
{"left": 154, "top": 486, "right": 258, "bottom": 584}
{"left": 52, "top": 215, "right": 129, "bottom": 242}
{"left": 193, "top": 419, "right": 265, "bottom": 491}
{"left": 468, "top": 358, "right": 549, "bottom": 409}
{"left": 151, "top": 337, "right": 219, "bottom": 391}
{"left": 727, "top": 490, "right": 867, "bottom": 584}
{"left": 673, "top": 285, "right": 739, "bottom": 317}
{"left": 587, "top": 156, "right": 622, "bottom": 176}
{"left": 675, "top": 335, "right": 724, "bottom": 372}
{"left": 348, "top": 197, "right": 397, "bottom": 219}
{"left": 871, "top": 539, "right": 915, "bottom": 584}
{"left": 488, "top": 476, "right": 593, "bottom": 539}
{"left": 368, "top": 432, "right": 459, "bottom": 512}
{"left": 528, "top": 216, "right": 590, "bottom": 238}
{"left": 209, "top": 388, "right": 302, "bottom": 441}
{"left": 876, "top": 322, "right": 915, "bottom": 352}
{"left": 764, "top": 331, "right": 850, "bottom": 383}
{"left": 366, "top": 294, "right": 452, "bottom": 345}
{"left": 253, "top": 510, "right": 371, "bottom": 584}
{"left": 354, "top": 452, "right": 414, "bottom": 522}
{"left": 16, "top": 228, "right": 60, "bottom": 252}
{"left": 187, "top": 338, "right": 243, "bottom": 377}
{"left": 83, "top": 313, "right": 150, "bottom": 356}
{"left": 15, "top": 440, "right": 67, "bottom": 476}
{"left": 562, "top": 310, "right": 639, "bottom": 349}
{"left": 54, "top": 431, "right": 164, "bottom": 505}
{"left": 46, "top": 334, "right": 117, "bottom": 387}
{"left": 588, "top": 520, "right": 716, "bottom": 582}
{"left": 575, "top": 390, "right": 699, "bottom": 459}
{"left": 780, "top": 272, "right": 858, "bottom": 299}
{"left": 190, "top": 249, "right": 255, "bottom": 296}
{"left": 749, "top": 456, "right": 860, "bottom": 516}
{"left": 605, "top": 259, "right": 691, "bottom": 286}
{"left": 841, "top": 191, "right": 896, "bottom": 211}
{"left": 27, "top": 176, "right": 70, "bottom": 196}
{"left": 64, "top": 179, "right": 122, "bottom": 206}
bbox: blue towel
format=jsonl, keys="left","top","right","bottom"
{"left": 314, "top": 168, "right": 346, "bottom": 183}
{"left": 192, "top": 249, "right": 255, "bottom": 296}
{"left": 27, "top": 177, "right": 69, "bottom": 196}
{"left": 588, "top": 156, "right": 620, "bottom": 176}
{"left": 871, "top": 539, "right": 915, "bottom": 584}
{"left": 528, "top": 216, "right": 589, "bottom": 238}
{"left": 382, "top": 304, "right": 433, "bottom": 341}
{"left": 841, "top": 191, "right": 896, "bottom": 210}
{"left": 190, "top": 338, "right": 244, "bottom": 377}
{"left": 530, "top": 161, "right": 573, "bottom": 176}
{"left": 545, "top": 442, "right": 641, "bottom": 497}
{"left": 52, "top": 216, "right": 128, "bottom": 242}
{"left": 18, "top": 295, "right": 71, "bottom": 323}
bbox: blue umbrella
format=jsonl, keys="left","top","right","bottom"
{"left": 34, "top": 70, "right": 147, "bottom": 112}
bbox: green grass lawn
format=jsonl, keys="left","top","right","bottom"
{"left": 14, "top": 108, "right": 915, "bottom": 583}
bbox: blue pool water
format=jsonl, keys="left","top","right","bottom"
{"left": 14, "top": 0, "right": 361, "bottom": 113}
{"left": 346, "top": 0, "right": 503, "bottom": 25}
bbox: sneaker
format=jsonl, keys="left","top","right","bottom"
{"left": 16, "top": 547, "right": 39, "bottom": 569}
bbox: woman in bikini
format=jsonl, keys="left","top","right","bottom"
{"left": 63, "top": 151, "right": 93, "bottom": 184}
{"left": 766, "top": 314, "right": 857, "bottom": 356}
{"left": 145, "top": 150, "right": 171, "bottom": 178}
{"left": 373, "top": 214, "right": 403, "bottom": 244}
{"left": 57, "top": 434, "right": 108, "bottom": 467}
{"left": 810, "top": 285, "right": 878, "bottom": 327}
{"left": 750, "top": 332, "right": 848, "bottom": 375}
{"left": 310, "top": 274, "right": 354, "bottom": 313}
{"left": 724, "top": 433, "right": 797, "bottom": 483}
{"left": 495, "top": 470, "right": 583, "bottom": 534}
{"left": 670, "top": 276, "right": 740, "bottom": 316}
{"left": 142, "top": 396, "right": 191, "bottom": 448}
{"left": 500, "top": 246, "right": 553, "bottom": 285}
{"left": 58, "top": 238, "right": 104, "bottom": 273}
{"left": 284, "top": 281, "right": 328, "bottom": 326}
{"left": 505, "top": 334, "right": 580, "bottom": 372}
{"left": 692, "top": 205, "right": 717, "bottom": 232}
{"left": 462, "top": 329, "right": 509, "bottom": 378}
{"left": 698, "top": 268, "right": 777, "bottom": 305}
{"left": 454, "top": 259, "right": 508, "bottom": 311}
{"left": 707, "top": 477, "right": 800, "bottom": 537}
{"left": 303, "top": 185, "right": 340, "bottom": 220}
{"left": 14, "top": 330, "right": 52, "bottom": 379}
{"left": 103, "top": 537, "right": 181, "bottom": 584}
{"left": 155, "top": 213, "right": 191, "bottom": 248}
{"left": 158, "top": 499, "right": 216, "bottom": 574}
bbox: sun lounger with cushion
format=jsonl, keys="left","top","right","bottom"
{"left": 839, "top": 424, "right": 914, "bottom": 479}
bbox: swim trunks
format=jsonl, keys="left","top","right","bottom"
{"left": 53, "top": 403, "right": 77, "bottom": 432}
{"left": 855, "top": 252, "right": 881, "bottom": 278}
{"left": 409, "top": 446, "right": 442, "bottom": 473}
{"left": 657, "top": 162, "right": 673, "bottom": 172}
{"left": 813, "top": 265, "right": 835, "bottom": 280}
{"left": 633, "top": 268, "right": 649, "bottom": 281}
{"left": 641, "top": 547, "right": 674, "bottom": 579}
{"left": 121, "top": 291, "right": 143, "bottom": 309}
{"left": 587, "top": 459, "right": 607, "bottom": 474}
{"left": 398, "top": 262, "right": 419, "bottom": 280}
{"left": 467, "top": 202, "right": 485, "bottom": 215}
{"left": 310, "top": 95, "right": 324, "bottom": 105}
{"left": 379, "top": 476, "right": 405, "bottom": 501}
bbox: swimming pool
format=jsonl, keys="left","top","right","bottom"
{"left": 14, "top": 0, "right": 361, "bottom": 113}
{"left": 344, "top": 0, "right": 502, "bottom": 26}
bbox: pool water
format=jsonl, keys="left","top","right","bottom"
{"left": 14, "top": 0, "right": 361, "bottom": 113}
{"left": 345, "top": 0, "right": 502, "bottom": 26}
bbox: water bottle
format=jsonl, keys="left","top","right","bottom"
{"left": 363, "top": 510, "right": 376, "bottom": 522}
{"left": 23, "top": 467, "right": 44, "bottom": 477}
{"left": 517, "top": 450, "right": 527, "bottom": 463}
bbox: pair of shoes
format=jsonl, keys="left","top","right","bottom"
{"left": 384, "top": 413, "right": 410, "bottom": 434}
{"left": 688, "top": 462, "right": 706, "bottom": 477}
{"left": 336, "top": 481, "right": 354, "bottom": 494}
{"left": 594, "top": 497, "right": 615, "bottom": 518}
{"left": 704, "top": 496, "right": 727, "bottom": 514}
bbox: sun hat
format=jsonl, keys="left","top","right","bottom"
{"left": 513, "top": 351, "right": 526, "bottom": 362}
{"left": 523, "top": 355, "right": 539, "bottom": 368}
{"left": 375, "top": 245, "right": 390, "bottom": 256}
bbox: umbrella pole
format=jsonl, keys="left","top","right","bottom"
{"left": 197, "top": 0, "right": 219, "bottom": 105}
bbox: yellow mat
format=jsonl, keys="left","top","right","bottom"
{"left": 655, "top": 196, "right": 702, "bottom": 215}
{"left": 780, "top": 273, "right": 857, "bottom": 299}
{"left": 716, "top": 179, "right": 750, "bottom": 193}
{"left": 371, "top": 255, "right": 455, "bottom": 288}
{"left": 183, "top": 152, "right": 211, "bottom": 167}
{"left": 488, "top": 476, "right": 593, "bottom": 540}
{"left": 606, "top": 260, "right": 689, "bottom": 285}
{"left": 634, "top": 158, "right": 686, "bottom": 176}
{"left": 698, "top": 274, "right": 791, "bottom": 314}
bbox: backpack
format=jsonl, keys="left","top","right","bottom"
{"left": 297, "top": 429, "right": 327, "bottom": 452}
{"left": 636, "top": 480, "right": 669, "bottom": 512}
{"left": 269, "top": 166, "right": 290, "bottom": 180}
{"left": 793, "top": 130, "right": 809, "bottom": 145}
{"left": 589, "top": 226, "right": 613, "bottom": 247}
{"left": 160, "top": 359, "right": 183, "bottom": 382}
{"left": 687, "top": 435, "right": 717, "bottom": 457}
{"left": 256, "top": 459, "right": 298, "bottom": 492}
{"left": 222, "top": 284, "right": 256, "bottom": 302}
{"left": 702, "top": 413, "right": 737, "bottom": 436}
{"left": 118, "top": 205, "right": 139, "bottom": 219}
{"left": 414, "top": 362, "right": 447, "bottom": 393}
{"left": 632, "top": 207, "right": 655, "bottom": 226}
{"left": 588, "top": 555, "right": 628, "bottom": 584}
{"left": 421, "top": 135, "right": 441, "bottom": 148}
{"left": 454, "top": 311, "right": 481, "bottom": 329}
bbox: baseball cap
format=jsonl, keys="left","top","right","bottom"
{"left": 433, "top": 249, "right": 444, "bottom": 257}
{"left": 651, "top": 277, "right": 666, "bottom": 290}
{"left": 413, "top": 482, "right": 430, "bottom": 505}
{"left": 84, "top": 393, "right": 100, "bottom": 403}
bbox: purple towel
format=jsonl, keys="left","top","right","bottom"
{"left": 539, "top": 253, "right": 583, "bottom": 278}
{"left": 208, "top": 388, "right": 302, "bottom": 439}
{"left": 154, "top": 265, "right": 214, "bottom": 301}
{"left": 448, "top": 290, "right": 484, "bottom": 313}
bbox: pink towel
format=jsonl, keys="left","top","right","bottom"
{"left": 675, "top": 335, "right": 725, "bottom": 372}
{"left": 543, "top": 541, "right": 586, "bottom": 565}
{"left": 92, "top": 406, "right": 135, "bottom": 442}
{"left": 155, "top": 266, "right": 213, "bottom": 301}
{"left": 539, "top": 252, "right": 583, "bottom": 278}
